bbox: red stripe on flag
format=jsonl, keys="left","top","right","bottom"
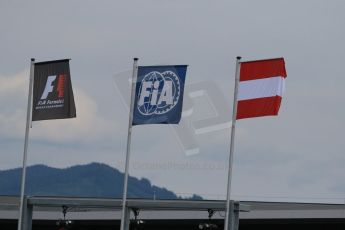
{"left": 236, "top": 96, "right": 282, "bottom": 120}
{"left": 240, "top": 58, "right": 287, "bottom": 81}
{"left": 57, "top": 74, "right": 66, "bottom": 98}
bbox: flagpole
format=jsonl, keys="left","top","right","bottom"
{"left": 17, "top": 58, "right": 35, "bottom": 230}
{"left": 120, "top": 58, "right": 139, "bottom": 230}
{"left": 224, "top": 56, "right": 241, "bottom": 230}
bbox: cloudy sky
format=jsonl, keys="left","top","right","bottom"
{"left": 1, "top": 0, "right": 345, "bottom": 203}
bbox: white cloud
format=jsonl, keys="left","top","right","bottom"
{"left": 0, "top": 71, "right": 28, "bottom": 138}
{"left": 31, "top": 88, "right": 116, "bottom": 143}
{"left": 0, "top": 70, "right": 117, "bottom": 143}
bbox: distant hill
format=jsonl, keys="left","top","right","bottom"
{"left": 0, "top": 163, "right": 202, "bottom": 200}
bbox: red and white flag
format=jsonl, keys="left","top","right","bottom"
{"left": 237, "top": 58, "right": 287, "bottom": 120}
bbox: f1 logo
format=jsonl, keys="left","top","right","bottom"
{"left": 40, "top": 74, "right": 66, "bottom": 99}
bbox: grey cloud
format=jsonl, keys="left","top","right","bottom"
{"left": 1, "top": 0, "right": 345, "bottom": 201}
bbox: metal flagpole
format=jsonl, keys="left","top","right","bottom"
{"left": 224, "top": 56, "right": 241, "bottom": 230}
{"left": 120, "top": 58, "right": 139, "bottom": 230}
{"left": 17, "top": 58, "right": 35, "bottom": 230}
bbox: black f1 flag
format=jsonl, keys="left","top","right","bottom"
{"left": 32, "top": 59, "right": 76, "bottom": 121}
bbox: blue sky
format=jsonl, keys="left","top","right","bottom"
{"left": 1, "top": 0, "right": 345, "bottom": 202}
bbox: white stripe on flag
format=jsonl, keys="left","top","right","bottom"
{"left": 238, "top": 76, "right": 285, "bottom": 101}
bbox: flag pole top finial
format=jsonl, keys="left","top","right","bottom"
{"left": 134, "top": 58, "right": 139, "bottom": 61}
{"left": 236, "top": 56, "right": 242, "bottom": 60}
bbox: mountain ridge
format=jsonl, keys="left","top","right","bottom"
{"left": 0, "top": 162, "right": 202, "bottom": 200}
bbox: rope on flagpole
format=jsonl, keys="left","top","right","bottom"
{"left": 120, "top": 58, "right": 139, "bottom": 230}
{"left": 17, "top": 58, "right": 35, "bottom": 230}
{"left": 224, "top": 56, "right": 241, "bottom": 230}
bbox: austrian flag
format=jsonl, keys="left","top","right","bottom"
{"left": 237, "top": 58, "right": 287, "bottom": 119}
